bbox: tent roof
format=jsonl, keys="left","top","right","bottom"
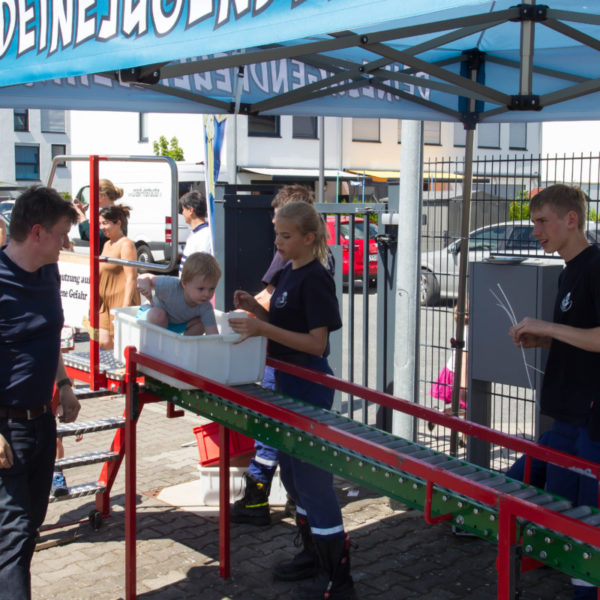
{"left": 1, "top": 1, "right": 600, "bottom": 122}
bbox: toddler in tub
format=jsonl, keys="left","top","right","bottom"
{"left": 137, "top": 252, "right": 220, "bottom": 335}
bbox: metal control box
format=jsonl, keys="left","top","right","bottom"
{"left": 469, "top": 258, "right": 563, "bottom": 388}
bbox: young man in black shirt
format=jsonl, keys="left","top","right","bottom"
{"left": 509, "top": 184, "right": 600, "bottom": 600}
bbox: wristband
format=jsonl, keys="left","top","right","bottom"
{"left": 56, "top": 377, "right": 72, "bottom": 390}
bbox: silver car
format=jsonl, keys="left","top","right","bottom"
{"left": 420, "top": 220, "right": 600, "bottom": 305}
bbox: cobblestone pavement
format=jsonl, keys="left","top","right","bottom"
{"left": 31, "top": 393, "right": 574, "bottom": 600}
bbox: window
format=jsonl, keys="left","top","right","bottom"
{"left": 454, "top": 122, "right": 466, "bottom": 147}
{"left": 478, "top": 123, "right": 500, "bottom": 148}
{"left": 41, "top": 110, "right": 65, "bottom": 133}
{"left": 339, "top": 221, "right": 378, "bottom": 240}
{"left": 248, "top": 115, "right": 280, "bottom": 137}
{"left": 15, "top": 145, "right": 40, "bottom": 181}
{"left": 352, "top": 118, "right": 380, "bottom": 142}
{"left": 423, "top": 121, "right": 441, "bottom": 145}
{"left": 138, "top": 113, "right": 148, "bottom": 143}
{"left": 509, "top": 123, "right": 527, "bottom": 150}
{"left": 468, "top": 224, "right": 508, "bottom": 252}
{"left": 506, "top": 225, "right": 538, "bottom": 250}
{"left": 14, "top": 109, "right": 29, "bottom": 132}
{"left": 51, "top": 144, "right": 67, "bottom": 168}
{"left": 292, "top": 116, "right": 318, "bottom": 139}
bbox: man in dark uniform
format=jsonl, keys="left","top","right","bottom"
{"left": 0, "top": 186, "right": 80, "bottom": 599}
{"left": 509, "top": 184, "right": 600, "bottom": 600}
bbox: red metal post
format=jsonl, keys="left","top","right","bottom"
{"left": 423, "top": 480, "right": 452, "bottom": 525}
{"left": 89, "top": 156, "right": 101, "bottom": 390}
{"left": 219, "top": 425, "right": 231, "bottom": 578}
{"left": 497, "top": 497, "right": 517, "bottom": 600}
{"left": 166, "top": 402, "right": 184, "bottom": 418}
{"left": 96, "top": 417, "right": 125, "bottom": 517}
{"left": 125, "top": 346, "right": 138, "bottom": 600}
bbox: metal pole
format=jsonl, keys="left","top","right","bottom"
{"left": 450, "top": 48, "right": 479, "bottom": 455}
{"left": 392, "top": 120, "right": 423, "bottom": 441}
{"left": 89, "top": 156, "right": 100, "bottom": 390}
{"left": 450, "top": 128, "right": 474, "bottom": 456}
{"left": 219, "top": 425, "right": 231, "bottom": 578}
{"left": 125, "top": 346, "right": 137, "bottom": 600}
{"left": 318, "top": 116, "right": 325, "bottom": 202}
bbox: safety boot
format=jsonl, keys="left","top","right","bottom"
{"left": 273, "top": 515, "right": 318, "bottom": 581}
{"left": 295, "top": 534, "right": 357, "bottom": 599}
{"left": 230, "top": 472, "right": 270, "bottom": 526}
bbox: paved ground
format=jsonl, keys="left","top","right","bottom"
{"left": 32, "top": 392, "right": 575, "bottom": 600}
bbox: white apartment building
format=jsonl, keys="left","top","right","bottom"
{"left": 68, "top": 111, "right": 541, "bottom": 202}
{"left": 0, "top": 109, "right": 71, "bottom": 196}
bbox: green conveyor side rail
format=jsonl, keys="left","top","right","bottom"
{"left": 144, "top": 378, "right": 600, "bottom": 586}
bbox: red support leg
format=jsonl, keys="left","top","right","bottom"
{"left": 88, "top": 155, "right": 101, "bottom": 390}
{"left": 219, "top": 425, "right": 230, "bottom": 578}
{"left": 497, "top": 498, "right": 518, "bottom": 600}
{"left": 125, "top": 348, "right": 138, "bottom": 600}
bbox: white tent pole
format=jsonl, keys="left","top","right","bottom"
{"left": 392, "top": 119, "right": 423, "bottom": 441}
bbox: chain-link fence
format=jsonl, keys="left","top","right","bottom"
{"left": 417, "top": 153, "right": 600, "bottom": 470}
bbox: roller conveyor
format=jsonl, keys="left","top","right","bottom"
{"left": 142, "top": 377, "right": 600, "bottom": 587}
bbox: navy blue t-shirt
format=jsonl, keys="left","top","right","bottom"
{"left": 0, "top": 248, "right": 63, "bottom": 409}
{"left": 541, "top": 245, "right": 600, "bottom": 430}
{"left": 268, "top": 259, "right": 341, "bottom": 361}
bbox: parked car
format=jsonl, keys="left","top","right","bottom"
{"left": 420, "top": 220, "right": 600, "bottom": 305}
{"left": 325, "top": 216, "right": 378, "bottom": 284}
{"left": 0, "top": 201, "right": 14, "bottom": 242}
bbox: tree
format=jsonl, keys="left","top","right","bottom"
{"left": 509, "top": 189, "right": 530, "bottom": 221}
{"left": 153, "top": 136, "right": 185, "bottom": 161}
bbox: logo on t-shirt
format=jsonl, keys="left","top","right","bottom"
{"left": 560, "top": 291, "right": 573, "bottom": 312}
{"left": 275, "top": 291, "right": 288, "bottom": 309}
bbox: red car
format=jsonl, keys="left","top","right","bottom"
{"left": 325, "top": 216, "right": 378, "bottom": 283}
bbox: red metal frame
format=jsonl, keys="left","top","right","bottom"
{"left": 88, "top": 155, "right": 102, "bottom": 391}
{"left": 498, "top": 494, "right": 600, "bottom": 600}
{"left": 219, "top": 425, "right": 231, "bottom": 578}
{"left": 118, "top": 350, "right": 600, "bottom": 600}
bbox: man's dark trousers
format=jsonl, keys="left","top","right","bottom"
{"left": 0, "top": 413, "right": 56, "bottom": 599}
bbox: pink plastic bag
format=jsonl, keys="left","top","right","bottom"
{"left": 430, "top": 366, "right": 466, "bottom": 408}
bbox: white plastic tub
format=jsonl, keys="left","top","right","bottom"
{"left": 197, "top": 465, "right": 287, "bottom": 506}
{"left": 112, "top": 306, "right": 267, "bottom": 389}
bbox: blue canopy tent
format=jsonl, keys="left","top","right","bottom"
{"left": 2, "top": 0, "right": 600, "bottom": 398}
{"left": 2, "top": 2, "right": 600, "bottom": 594}
{"left": 2, "top": 0, "right": 600, "bottom": 438}
{"left": 0, "top": 1, "right": 599, "bottom": 122}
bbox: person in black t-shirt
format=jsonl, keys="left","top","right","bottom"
{"left": 0, "top": 187, "right": 80, "bottom": 599}
{"left": 229, "top": 201, "right": 355, "bottom": 600}
{"left": 509, "top": 184, "right": 600, "bottom": 600}
{"left": 232, "top": 184, "right": 318, "bottom": 527}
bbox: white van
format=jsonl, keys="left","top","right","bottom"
{"left": 70, "top": 160, "right": 224, "bottom": 266}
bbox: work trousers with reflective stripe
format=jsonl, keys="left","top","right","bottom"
{"left": 275, "top": 357, "right": 344, "bottom": 540}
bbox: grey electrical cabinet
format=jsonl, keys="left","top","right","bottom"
{"left": 469, "top": 258, "right": 563, "bottom": 387}
{"left": 466, "top": 257, "right": 563, "bottom": 467}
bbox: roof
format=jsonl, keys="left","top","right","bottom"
{"left": 347, "top": 169, "right": 464, "bottom": 182}
{"left": 241, "top": 168, "right": 356, "bottom": 179}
